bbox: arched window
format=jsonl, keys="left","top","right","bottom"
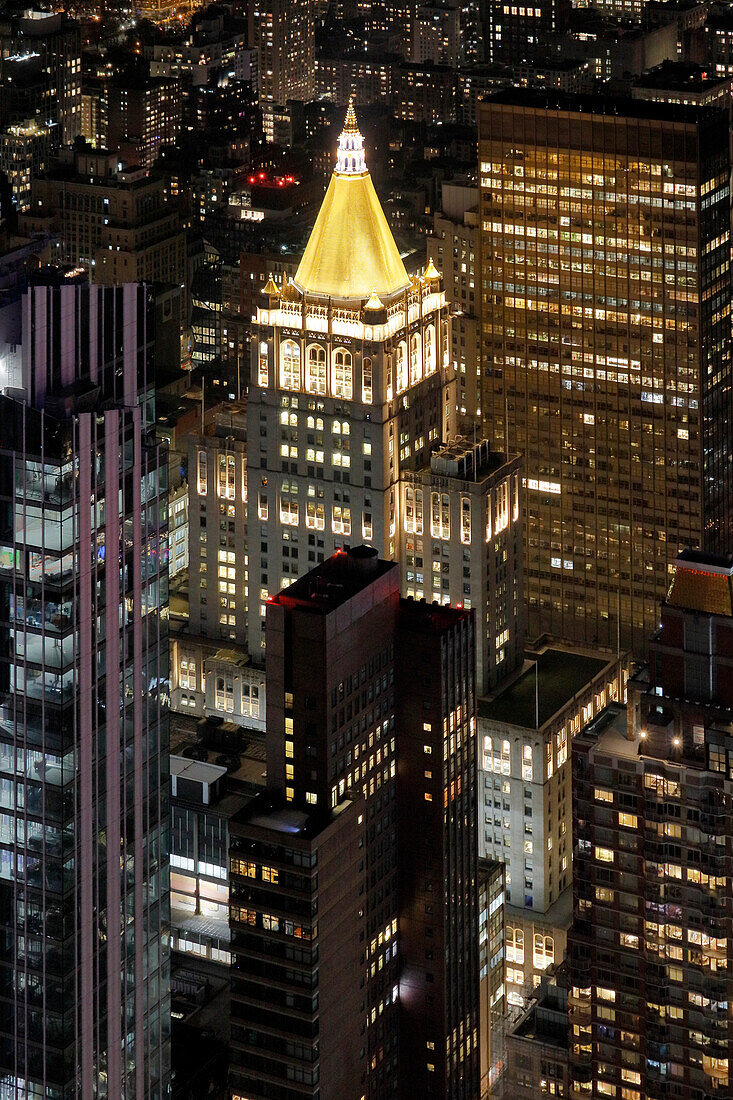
{"left": 306, "top": 344, "right": 326, "bottom": 394}
{"left": 507, "top": 927, "right": 524, "bottom": 965}
{"left": 424, "top": 325, "right": 436, "bottom": 375}
{"left": 362, "top": 356, "right": 372, "bottom": 404}
{"left": 280, "top": 340, "right": 300, "bottom": 390}
{"left": 395, "top": 341, "right": 408, "bottom": 394}
{"left": 430, "top": 492, "right": 450, "bottom": 539}
{"left": 333, "top": 348, "right": 352, "bottom": 399}
{"left": 534, "top": 934, "right": 554, "bottom": 971}
{"left": 410, "top": 332, "right": 422, "bottom": 384}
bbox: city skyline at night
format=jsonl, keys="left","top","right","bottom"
{"left": 0, "top": 2, "right": 732, "bottom": 1097}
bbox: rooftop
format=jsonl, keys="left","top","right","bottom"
{"left": 633, "top": 60, "right": 730, "bottom": 92}
{"left": 171, "top": 755, "right": 228, "bottom": 786}
{"left": 511, "top": 983, "right": 569, "bottom": 1048}
{"left": 666, "top": 549, "right": 733, "bottom": 617}
{"left": 398, "top": 596, "right": 472, "bottom": 635}
{"left": 479, "top": 647, "right": 611, "bottom": 729}
{"left": 273, "top": 546, "right": 397, "bottom": 614}
{"left": 576, "top": 701, "right": 637, "bottom": 760}
{"left": 428, "top": 437, "right": 515, "bottom": 481}
{"left": 484, "top": 87, "right": 726, "bottom": 125}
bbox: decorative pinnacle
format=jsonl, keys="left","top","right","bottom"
{"left": 343, "top": 95, "right": 359, "bottom": 135}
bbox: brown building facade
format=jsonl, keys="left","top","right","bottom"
{"left": 568, "top": 550, "right": 733, "bottom": 1099}
{"left": 229, "top": 548, "right": 481, "bottom": 1099}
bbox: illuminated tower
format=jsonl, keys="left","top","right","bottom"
{"left": 246, "top": 99, "right": 454, "bottom": 655}
{"left": 479, "top": 91, "right": 733, "bottom": 654}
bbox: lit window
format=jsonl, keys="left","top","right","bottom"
{"left": 306, "top": 344, "right": 326, "bottom": 394}
{"left": 460, "top": 496, "right": 471, "bottom": 544}
{"left": 280, "top": 339, "right": 300, "bottom": 390}
{"left": 405, "top": 487, "right": 424, "bottom": 534}
{"left": 197, "top": 449, "right": 207, "bottom": 495}
{"left": 362, "top": 356, "right": 373, "bottom": 403}
{"left": 430, "top": 492, "right": 450, "bottom": 539}
{"left": 332, "top": 348, "right": 353, "bottom": 399}
{"left": 332, "top": 505, "right": 351, "bottom": 535}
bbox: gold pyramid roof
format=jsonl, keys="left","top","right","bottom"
{"left": 424, "top": 257, "right": 440, "bottom": 280}
{"left": 294, "top": 103, "right": 410, "bottom": 301}
{"left": 262, "top": 274, "right": 280, "bottom": 297}
{"left": 364, "top": 289, "right": 385, "bottom": 310}
{"left": 281, "top": 279, "right": 302, "bottom": 303}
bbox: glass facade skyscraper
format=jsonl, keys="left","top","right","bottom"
{"left": 0, "top": 271, "right": 170, "bottom": 1100}
{"left": 479, "top": 92, "right": 733, "bottom": 654}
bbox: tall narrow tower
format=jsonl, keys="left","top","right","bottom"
{"left": 0, "top": 269, "right": 170, "bottom": 1100}
{"left": 246, "top": 100, "right": 453, "bottom": 655}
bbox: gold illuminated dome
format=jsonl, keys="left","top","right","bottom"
{"left": 294, "top": 101, "right": 411, "bottom": 301}
{"left": 424, "top": 257, "right": 440, "bottom": 281}
{"left": 262, "top": 273, "right": 280, "bottom": 297}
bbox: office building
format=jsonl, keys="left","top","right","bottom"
{"left": 21, "top": 146, "right": 185, "bottom": 286}
{"left": 554, "top": 11, "right": 677, "bottom": 83}
{"left": 479, "top": 91, "right": 733, "bottom": 654}
{"left": 188, "top": 403, "right": 248, "bottom": 647}
{"left": 248, "top": 0, "right": 315, "bottom": 105}
{"left": 412, "top": 1, "right": 462, "bottom": 65}
{"left": 106, "top": 72, "right": 182, "bottom": 170}
{"left": 486, "top": 0, "right": 571, "bottom": 63}
{"left": 247, "top": 100, "right": 453, "bottom": 654}
{"left": 0, "top": 9, "right": 81, "bottom": 144}
{"left": 398, "top": 438, "right": 523, "bottom": 694}
{"left": 568, "top": 549, "right": 733, "bottom": 1099}
{"left": 479, "top": 644, "right": 626, "bottom": 1007}
{"left": 0, "top": 118, "right": 58, "bottom": 214}
{"left": 427, "top": 179, "right": 481, "bottom": 430}
{"left": 0, "top": 266, "right": 170, "bottom": 1098}
{"left": 478, "top": 859, "right": 505, "bottom": 1098}
{"left": 229, "top": 547, "right": 479, "bottom": 1099}
{"left": 505, "top": 964, "right": 569, "bottom": 1098}
{"left": 631, "top": 59, "right": 732, "bottom": 108}
{"left": 170, "top": 730, "right": 266, "bottom": 968}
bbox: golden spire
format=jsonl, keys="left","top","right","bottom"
{"left": 343, "top": 95, "right": 359, "bottom": 135}
{"left": 424, "top": 257, "right": 441, "bottom": 281}
{"left": 263, "top": 273, "right": 280, "bottom": 297}
{"left": 292, "top": 97, "right": 411, "bottom": 301}
{"left": 364, "top": 289, "right": 385, "bottom": 310}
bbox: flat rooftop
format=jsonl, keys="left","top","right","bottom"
{"left": 633, "top": 61, "right": 731, "bottom": 93}
{"left": 273, "top": 546, "right": 396, "bottom": 613}
{"left": 171, "top": 755, "right": 228, "bottom": 785}
{"left": 248, "top": 808, "right": 310, "bottom": 834}
{"left": 577, "top": 701, "right": 639, "bottom": 761}
{"left": 512, "top": 1000, "right": 569, "bottom": 1048}
{"left": 485, "top": 87, "right": 725, "bottom": 124}
{"left": 479, "top": 648, "right": 611, "bottom": 729}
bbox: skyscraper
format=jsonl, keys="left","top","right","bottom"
{"left": 0, "top": 267, "right": 170, "bottom": 1099}
{"left": 568, "top": 549, "right": 733, "bottom": 1099}
{"left": 247, "top": 100, "right": 452, "bottom": 655}
{"left": 479, "top": 91, "right": 733, "bottom": 654}
{"left": 246, "top": 102, "right": 524, "bottom": 693}
{"left": 229, "top": 546, "right": 480, "bottom": 1099}
{"left": 247, "top": 0, "right": 315, "bottom": 106}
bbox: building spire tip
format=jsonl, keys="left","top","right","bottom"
{"left": 343, "top": 95, "right": 359, "bottom": 135}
